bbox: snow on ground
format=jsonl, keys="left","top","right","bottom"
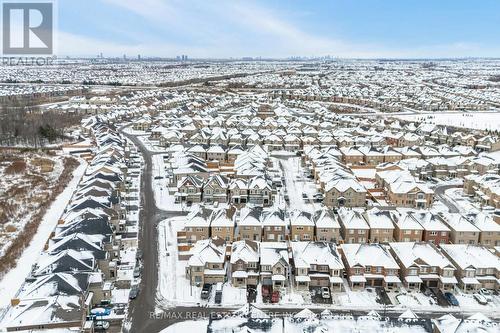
{"left": 0, "top": 159, "right": 87, "bottom": 309}
{"left": 161, "top": 320, "right": 209, "bottom": 333}
{"left": 152, "top": 154, "right": 186, "bottom": 212}
{"left": 137, "top": 136, "right": 166, "bottom": 153}
{"left": 393, "top": 111, "right": 500, "bottom": 131}
{"left": 275, "top": 157, "right": 321, "bottom": 213}
{"left": 157, "top": 216, "right": 202, "bottom": 308}
{"left": 161, "top": 316, "right": 429, "bottom": 333}
{"left": 112, "top": 288, "right": 131, "bottom": 304}
{"left": 444, "top": 188, "right": 481, "bottom": 213}
{"left": 337, "top": 288, "right": 380, "bottom": 308}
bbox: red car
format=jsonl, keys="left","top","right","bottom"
{"left": 271, "top": 291, "right": 280, "bottom": 303}
{"left": 262, "top": 285, "right": 271, "bottom": 302}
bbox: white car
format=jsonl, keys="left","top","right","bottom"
{"left": 321, "top": 287, "right": 330, "bottom": 299}
{"left": 479, "top": 288, "right": 493, "bottom": 302}
{"left": 95, "top": 320, "right": 110, "bottom": 330}
{"left": 473, "top": 293, "right": 488, "bottom": 305}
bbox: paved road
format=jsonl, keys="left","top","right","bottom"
{"left": 434, "top": 184, "right": 462, "bottom": 213}
{"left": 120, "top": 128, "right": 186, "bottom": 332}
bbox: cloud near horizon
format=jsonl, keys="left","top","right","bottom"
{"left": 55, "top": 0, "right": 500, "bottom": 58}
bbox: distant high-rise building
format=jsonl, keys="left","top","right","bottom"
{"left": 138, "top": 54, "right": 141, "bottom": 60}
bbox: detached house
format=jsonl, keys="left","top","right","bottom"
{"left": 186, "top": 237, "right": 227, "bottom": 285}
{"left": 262, "top": 209, "right": 287, "bottom": 242}
{"left": 237, "top": 207, "right": 263, "bottom": 241}
{"left": 260, "top": 242, "right": 290, "bottom": 290}
{"left": 312, "top": 208, "right": 341, "bottom": 243}
{"left": 290, "top": 210, "right": 314, "bottom": 241}
{"left": 230, "top": 240, "right": 260, "bottom": 287}
{"left": 440, "top": 213, "right": 480, "bottom": 245}
{"left": 363, "top": 208, "right": 395, "bottom": 243}
{"left": 408, "top": 210, "right": 450, "bottom": 245}
{"left": 210, "top": 207, "right": 236, "bottom": 243}
{"left": 338, "top": 208, "right": 370, "bottom": 243}
{"left": 248, "top": 176, "right": 272, "bottom": 206}
{"left": 393, "top": 210, "right": 424, "bottom": 242}
{"left": 175, "top": 175, "right": 204, "bottom": 204}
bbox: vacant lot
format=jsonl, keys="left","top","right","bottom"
{"left": 0, "top": 149, "right": 79, "bottom": 276}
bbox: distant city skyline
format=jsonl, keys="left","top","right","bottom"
{"left": 56, "top": 0, "right": 500, "bottom": 58}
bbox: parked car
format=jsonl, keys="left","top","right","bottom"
{"left": 313, "top": 193, "right": 324, "bottom": 202}
{"left": 214, "top": 282, "right": 223, "bottom": 304}
{"left": 135, "top": 249, "right": 143, "bottom": 260}
{"left": 473, "top": 293, "right": 488, "bottom": 305}
{"left": 94, "top": 320, "right": 110, "bottom": 330}
{"left": 444, "top": 292, "right": 459, "bottom": 306}
{"left": 262, "top": 285, "right": 272, "bottom": 303}
{"left": 129, "top": 285, "right": 140, "bottom": 300}
{"left": 321, "top": 287, "right": 331, "bottom": 299}
{"left": 271, "top": 291, "right": 280, "bottom": 303}
{"left": 302, "top": 193, "right": 308, "bottom": 199}
{"left": 479, "top": 288, "right": 493, "bottom": 302}
{"left": 201, "top": 284, "right": 211, "bottom": 300}
{"left": 284, "top": 195, "right": 290, "bottom": 203}
{"left": 247, "top": 286, "right": 257, "bottom": 303}
{"left": 133, "top": 266, "right": 141, "bottom": 278}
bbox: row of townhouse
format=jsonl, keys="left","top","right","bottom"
{"left": 184, "top": 237, "right": 499, "bottom": 293}
{"left": 2, "top": 121, "right": 137, "bottom": 332}
{"left": 175, "top": 174, "right": 273, "bottom": 206}
{"left": 375, "top": 165, "right": 434, "bottom": 208}
{"left": 304, "top": 147, "right": 367, "bottom": 208}
{"left": 150, "top": 104, "right": 500, "bottom": 153}
{"left": 182, "top": 204, "right": 498, "bottom": 248}
{"left": 341, "top": 242, "right": 499, "bottom": 291}
{"left": 464, "top": 173, "right": 500, "bottom": 208}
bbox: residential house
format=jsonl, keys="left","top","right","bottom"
{"left": 312, "top": 208, "right": 341, "bottom": 243}
{"left": 341, "top": 243, "right": 401, "bottom": 289}
{"left": 262, "top": 209, "right": 287, "bottom": 242}
{"left": 230, "top": 240, "right": 260, "bottom": 287}
{"left": 441, "top": 244, "right": 499, "bottom": 291}
{"left": 363, "top": 208, "right": 395, "bottom": 243}
{"left": 291, "top": 242, "right": 344, "bottom": 291}
{"left": 389, "top": 242, "right": 457, "bottom": 290}
{"left": 237, "top": 207, "right": 262, "bottom": 241}
{"left": 290, "top": 210, "right": 314, "bottom": 241}
{"left": 260, "top": 242, "right": 290, "bottom": 290}
{"left": 338, "top": 208, "right": 370, "bottom": 243}
{"left": 440, "top": 213, "right": 480, "bottom": 245}
{"left": 186, "top": 237, "right": 227, "bottom": 285}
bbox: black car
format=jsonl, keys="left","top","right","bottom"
{"left": 247, "top": 286, "right": 257, "bottom": 303}
{"left": 444, "top": 292, "right": 459, "bottom": 306}
{"left": 201, "top": 284, "right": 211, "bottom": 300}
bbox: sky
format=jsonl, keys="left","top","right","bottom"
{"left": 54, "top": 0, "right": 500, "bottom": 59}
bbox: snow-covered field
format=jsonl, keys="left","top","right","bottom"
{"left": 0, "top": 159, "right": 86, "bottom": 309}
{"left": 392, "top": 111, "right": 500, "bottom": 131}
